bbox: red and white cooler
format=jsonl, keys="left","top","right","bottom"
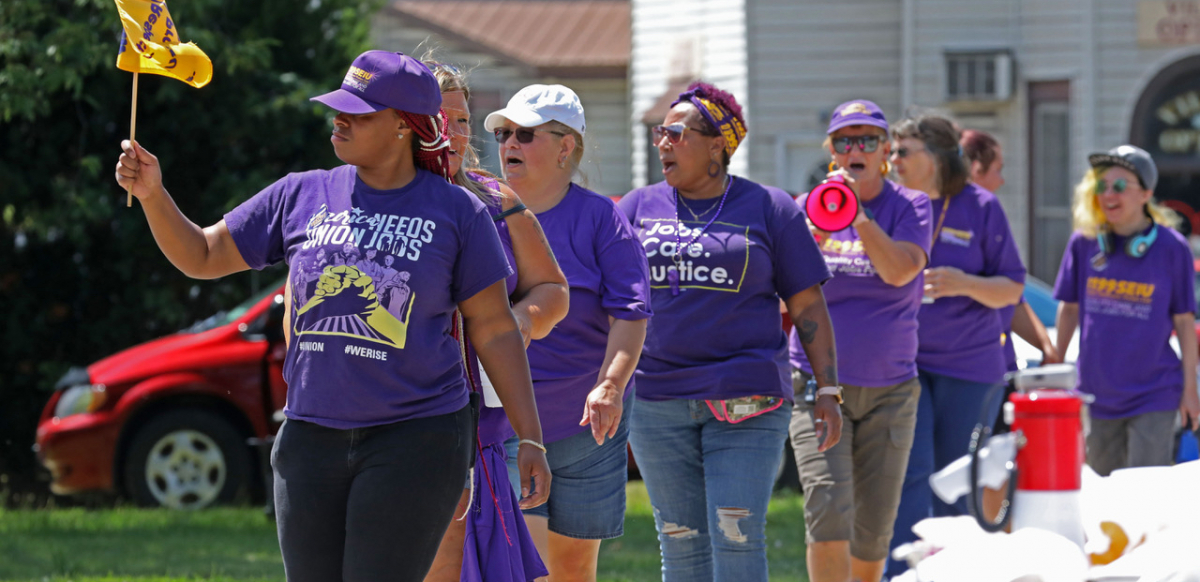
{"left": 1005, "top": 389, "right": 1086, "bottom": 548}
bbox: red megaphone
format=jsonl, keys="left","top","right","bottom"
{"left": 805, "top": 175, "right": 859, "bottom": 232}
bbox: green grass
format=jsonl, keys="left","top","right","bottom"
{"left": 0, "top": 483, "right": 809, "bottom": 582}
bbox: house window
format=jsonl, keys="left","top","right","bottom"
{"left": 945, "top": 51, "right": 1013, "bottom": 102}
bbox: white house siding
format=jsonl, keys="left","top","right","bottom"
{"left": 746, "top": 0, "right": 904, "bottom": 195}
{"left": 632, "top": 0, "right": 1200, "bottom": 271}
{"left": 630, "top": 0, "right": 748, "bottom": 188}
{"left": 371, "top": 16, "right": 633, "bottom": 196}
{"left": 904, "top": 0, "right": 1032, "bottom": 264}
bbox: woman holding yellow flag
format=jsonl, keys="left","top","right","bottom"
{"left": 114, "top": 50, "right": 550, "bottom": 581}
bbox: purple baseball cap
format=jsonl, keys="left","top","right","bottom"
{"left": 310, "top": 51, "right": 441, "bottom": 116}
{"left": 827, "top": 100, "right": 889, "bottom": 134}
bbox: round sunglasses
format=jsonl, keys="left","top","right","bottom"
{"left": 494, "top": 127, "right": 566, "bottom": 144}
{"left": 831, "top": 135, "right": 881, "bottom": 154}
{"left": 1094, "top": 178, "right": 1129, "bottom": 195}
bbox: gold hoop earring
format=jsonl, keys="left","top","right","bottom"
{"left": 881, "top": 161, "right": 891, "bottom": 175}
{"left": 828, "top": 161, "right": 838, "bottom": 173}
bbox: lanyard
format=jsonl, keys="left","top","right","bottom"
{"left": 930, "top": 195, "right": 951, "bottom": 258}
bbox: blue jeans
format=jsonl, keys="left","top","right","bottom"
{"left": 630, "top": 398, "right": 790, "bottom": 582}
{"left": 887, "top": 370, "right": 999, "bottom": 578}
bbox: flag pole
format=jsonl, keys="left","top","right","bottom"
{"left": 127, "top": 71, "right": 138, "bottom": 208}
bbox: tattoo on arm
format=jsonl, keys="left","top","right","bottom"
{"left": 822, "top": 348, "right": 838, "bottom": 386}
{"left": 798, "top": 319, "right": 818, "bottom": 344}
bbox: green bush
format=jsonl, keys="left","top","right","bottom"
{"left": 0, "top": 0, "right": 380, "bottom": 503}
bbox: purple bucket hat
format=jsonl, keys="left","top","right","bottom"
{"left": 310, "top": 51, "right": 441, "bottom": 116}
{"left": 827, "top": 100, "right": 889, "bottom": 134}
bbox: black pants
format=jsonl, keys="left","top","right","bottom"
{"left": 272, "top": 405, "right": 472, "bottom": 582}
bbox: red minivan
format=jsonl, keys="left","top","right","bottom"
{"left": 35, "top": 283, "right": 287, "bottom": 510}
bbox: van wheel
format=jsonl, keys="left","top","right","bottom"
{"left": 123, "top": 410, "right": 250, "bottom": 510}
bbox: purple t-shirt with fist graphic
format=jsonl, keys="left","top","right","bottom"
{"left": 1053, "top": 226, "right": 1195, "bottom": 419}
{"left": 526, "top": 184, "right": 652, "bottom": 445}
{"left": 790, "top": 180, "right": 932, "bottom": 387}
{"left": 619, "top": 178, "right": 830, "bottom": 402}
{"left": 916, "top": 183, "right": 1026, "bottom": 384}
{"left": 225, "top": 166, "right": 512, "bottom": 429}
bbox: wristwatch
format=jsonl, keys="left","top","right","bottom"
{"left": 816, "top": 386, "right": 844, "bottom": 404}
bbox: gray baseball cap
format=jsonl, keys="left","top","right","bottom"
{"left": 1087, "top": 145, "right": 1158, "bottom": 191}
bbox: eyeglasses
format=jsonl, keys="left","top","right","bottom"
{"left": 892, "top": 146, "right": 927, "bottom": 159}
{"left": 1095, "top": 178, "right": 1129, "bottom": 195}
{"left": 651, "top": 123, "right": 710, "bottom": 145}
{"left": 494, "top": 127, "right": 566, "bottom": 144}
{"left": 831, "top": 135, "right": 881, "bottom": 154}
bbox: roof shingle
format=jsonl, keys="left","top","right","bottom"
{"left": 387, "top": 1, "right": 630, "bottom": 77}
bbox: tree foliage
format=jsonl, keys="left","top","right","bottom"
{"left": 0, "top": 0, "right": 380, "bottom": 498}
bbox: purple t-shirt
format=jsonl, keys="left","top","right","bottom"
{"left": 619, "top": 178, "right": 831, "bottom": 402}
{"left": 526, "top": 184, "right": 652, "bottom": 444}
{"left": 473, "top": 175, "right": 518, "bottom": 298}
{"left": 916, "top": 183, "right": 1026, "bottom": 384}
{"left": 790, "top": 180, "right": 932, "bottom": 387}
{"left": 1053, "top": 226, "right": 1195, "bottom": 419}
{"left": 1000, "top": 301, "right": 1019, "bottom": 372}
{"left": 470, "top": 173, "right": 522, "bottom": 445}
{"left": 225, "top": 166, "right": 512, "bottom": 429}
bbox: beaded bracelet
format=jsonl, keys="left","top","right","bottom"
{"left": 518, "top": 438, "right": 547, "bottom": 453}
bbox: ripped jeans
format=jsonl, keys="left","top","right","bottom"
{"left": 629, "top": 397, "right": 789, "bottom": 582}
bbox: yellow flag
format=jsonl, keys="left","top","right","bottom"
{"left": 114, "top": 0, "right": 212, "bottom": 88}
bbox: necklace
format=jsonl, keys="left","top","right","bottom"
{"left": 678, "top": 191, "right": 724, "bottom": 221}
{"left": 669, "top": 176, "right": 735, "bottom": 296}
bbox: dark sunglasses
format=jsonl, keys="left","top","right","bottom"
{"left": 831, "top": 135, "right": 881, "bottom": 154}
{"left": 494, "top": 127, "right": 565, "bottom": 144}
{"left": 892, "top": 146, "right": 926, "bottom": 159}
{"left": 1095, "top": 178, "right": 1129, "bottom": 195}
{"left": 651, "top": 123, "right": 710, "bottom": 145}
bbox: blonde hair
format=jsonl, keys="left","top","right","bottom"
{"left": 1071, "top": 165, "right": 1180, "bottom": 238}
{"left": 420, "top": 51, "right": 501, "bottom": 205}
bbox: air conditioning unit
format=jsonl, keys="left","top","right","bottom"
{"left": 944, "top": 50, "right": 1014, "bottom": 102}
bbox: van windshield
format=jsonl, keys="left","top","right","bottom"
{"left": 182, "top": 282, "right": 284, "bottom": 334}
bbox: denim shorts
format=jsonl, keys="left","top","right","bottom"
{"left": 504, "top": 410, "right": 629, "bottom": 540}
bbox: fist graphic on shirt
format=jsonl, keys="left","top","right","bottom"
{"left": 299, "top": 265, "right": 380, "bottom": 317}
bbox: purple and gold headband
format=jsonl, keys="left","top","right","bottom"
{"left": 671, "top": 88, "right": 746, "bottom": 158}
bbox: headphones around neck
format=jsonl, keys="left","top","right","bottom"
{"left": 1098, "top": 222, "right": 1158, "bottom": 259}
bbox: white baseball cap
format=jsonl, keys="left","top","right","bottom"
{"left": 484, "top": 84, "right": 586, "bottom": 137}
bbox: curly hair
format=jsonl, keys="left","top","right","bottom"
{"left": 678, "top": 81, "right": 745, "bottom": 168}
{"left": 1071, "top": 166, "right": 1180, "bottom": 238}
